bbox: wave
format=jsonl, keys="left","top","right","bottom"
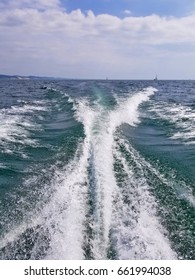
{"left": 149, "top": 101, "right": 195, "bottom": 144}
{"left": 0, "top": 100, "right": 48, "bottom": 155}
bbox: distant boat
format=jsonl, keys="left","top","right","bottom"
{"left": 40, "top": 85, "right": 47, "bottom": 90}
{"left": 154, "top": 75, "right": 158, "bottom": 81}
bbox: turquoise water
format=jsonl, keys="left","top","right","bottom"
{"left": 0, "top": 79, "right": 194, "bottom": 259}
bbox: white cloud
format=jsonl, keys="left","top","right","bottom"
{"left": 1, "top": 1, "right": 195, "bottom": 78}
{"left": 123, "top": 10, "right": 132, "bottom": 15}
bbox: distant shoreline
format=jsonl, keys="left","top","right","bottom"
{"left": 0, "top": 74, "right": 194, "bottom": 81}
{"left": 0, "top": 74, "right": 63, "bottom": 80}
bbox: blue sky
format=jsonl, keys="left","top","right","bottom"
{"left": 64, "top": 0, "right": 195, "bottom": 17}
{"left": 0, "top": 0, "right": 195, "bottom": 79}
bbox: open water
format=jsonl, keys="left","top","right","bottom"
{"left": 0, "top": 79, "right": 194, "bottom": 259}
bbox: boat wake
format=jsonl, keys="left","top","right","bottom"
{"left": 0, "top": 87, "right": 177, "bottom": 260}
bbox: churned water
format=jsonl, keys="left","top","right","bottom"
{"left": 0, "top": 79, "right": 194, "bottom": 260}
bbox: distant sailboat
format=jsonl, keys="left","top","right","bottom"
{"left": 154, "top": 75, "right": 158, "bottom": 81}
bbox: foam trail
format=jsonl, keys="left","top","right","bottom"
{"left": 0, "top": 95, "right": 89, "bottom": 259}
{"left": 0, "top": 141, "right": 91, "bottom": 259}
{"left": 74, "top": 100, "right": 115, "bottom": 258}
{"left": 109, "top": 87, "right": 157, "bottom": 132}
{"left": 43, "top": 145, "right": 89, "bottom": 259}
{"left": 112, "top": 138, "right": 177, "bottom": 259}
{"left": 0, "top": 96, "right": 91, "bottom": 260}
{"left": 73, "top": 87, "right": 159, "bottom": 258}
{"left": 46, "top": 86, "right": 161, "bottom": 259}
{"left": 37, "top": 99, "right": 97, "bottom": 259}
{"left": 42, "top": 100, "right": 95, "bottom": 259}
{"left": 42, "top": 88, "right": 158, "bottom": 259}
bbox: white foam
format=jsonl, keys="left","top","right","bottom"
{"left": 112, "top": 139, "right": 177, "bottom": 259}
{"left": 109, "top": 87, "right": 157, "bottom": 132}
{"left": 0, "top": 163, "right": 6, "bottom": 169}
{"left": 32, "top": 100, "right": 96, "bottom": 259}
{"left": 0, "top": 114, "right": 35, "bottom": 144}
{"left": 73, "top": 100, "right": 114, "bottom": 259}
{"left": 67, "top": 86, "right": 167, "bottom": 259}
{"left": 0, "top": 101, "right": 48, "bottom": 153}
{"left": 42, "top": 87, "right": 159, "bottom": 259}
{"left": 149, "top": 102, "right": 195, "bottom": 144}
{"left": 43, "top": 147, "right": 90, "bottom": 260}
{"left": 0, "top": 144, "right": 89, "bottom": 260}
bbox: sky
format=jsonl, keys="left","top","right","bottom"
{"left": 1, "top": 0, "right": 195, "bottom": 79}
